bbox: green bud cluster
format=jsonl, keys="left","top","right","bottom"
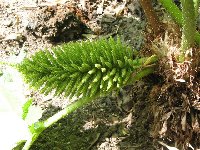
{"left": 17, "top": 37, "right": 150, "bottom": 98}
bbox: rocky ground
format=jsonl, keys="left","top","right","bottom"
{"left": 0, "top": 0, "right": 146, "bottom": 107}
{"left": 1, "top": 0, "right": 200, "bottom": 150}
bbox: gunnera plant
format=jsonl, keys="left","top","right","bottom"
{"left": 14, "top": 37, "right": 157, "bottom": 149}
{"left": 17, "top": 37, "right": 157, "bottom": 98}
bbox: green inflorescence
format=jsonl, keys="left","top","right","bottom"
{"left": 17, "top": 37, "right": 156, "bottom": 99}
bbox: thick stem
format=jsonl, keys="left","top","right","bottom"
{"left": 22, "top": 96, "right": 96, "bottom": 150}
{"left": 43, "top": 96, "right": 95, "bottom": 127}
{"left": 159, "top": 0, "right": 182, "bottom": 25}
{"left": 140, "top": 0, "right": 163, "bottom": 36}
{"left": 21, "top": 53, "right": 158, "bottom": 150}
{"left": 180, "top": 0, "right": 195, "bottom": 61}
{"left": 194, "top": 0, "right": 200, "bottom": 18}
{"left": 159, "top": 0, "right": 200, "bottom": 45}
{"left": 132, "top": 55, "right": 158, "bottom": 82}
{"left": 22, "top": 134, "right": 39, "bottom": 150}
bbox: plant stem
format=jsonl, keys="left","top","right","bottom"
{"left": 0, "top": 61, "right": 16, "bottom": 67}
{"left": 43, "top": 96, "right": 96, "bottom": 128}
{"left": 140, "top": 0, "right": 163, "bottom": 36}
{"left": 159, "top": 0, "right": 200, "bottom": 45}
{"left": 159, "top": 0, "right": 182, "bottom": 25}
{"left": 21, "top": 53, "right": 158, "bottom": 150}
{"left": 194, "top": 0, "right": 200, "bottom": 18}
{"left": 180, "top": 0, "right": 195, "bottom": 61}
{"left": 132, "top": 67, "right": 155, "bottom": 82}
{"left": 22, "top": 96, "right": 96, "bottom": 150}
{"left": 131, "top": 55, "right": 158, "bottom": 82}
{"left": 22, "top": 134, "right": 39, "bottom": 150}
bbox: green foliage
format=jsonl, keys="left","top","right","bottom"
{"left": 29, "top": 121, "right": 45, "bottom": 134}
{"left": 159, "top": 0, "right": 200, "bottom": 45}
{"left": 159, "top": 0, "right": 182, "bottom": 25}
{"left": 180, "top": 0, "right": 196, "bottom": 61}
{"left": 16, "top": 37, "right": 157, "bottom": 150}
{"left": 159, "top": 0, "right": 199, "bottom": 62}
{"left": 17, "top": 37, "right": 154, "bottom": 99}
{"left": 0, "top": 69, "right": 2, "bottom": 77}
{"left": 22, "top": 98, "right": 32, "bottom": 120}
{"left": 194, "top": 0, "right": 200, "bottom": 18}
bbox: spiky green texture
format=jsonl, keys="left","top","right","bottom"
{"left": 159, "top": 0, "right": 200, "bottom": 45}
{"left": 17, "top": 37, "right": 153, "bottom": 98}
{"left": 180, "top": 0, "right": 196, "bottom": 61}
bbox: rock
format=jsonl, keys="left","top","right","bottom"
{"left": 101, "top": 13, "right": 115, "bottom": 23}
{"left": 4, "top": 33, "right": 23, "bottom": 41}
{"left": 26, "top": 4, "right": 88, "bottom": 43}
{"left": 3, "top": 20, "right": 13, "bottom": 27}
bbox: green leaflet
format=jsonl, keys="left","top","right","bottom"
{"left": 79, "top": 63, "right": 91, "bottom": 72}
{"left": 109, "top": 68, "right": 117, "bottom": 77}
{"left": 17, "top": 37, "right": 157, "bottom": 99}
{"left": 22, "top": 98, "right": 33, "bottom": 120}
{"left": 93, "top": 71, "right": 102, "bottom": 83}
{"left": 105, "top": 61, "right": 112, "bottom": 69}
{"left": 117, "top": 60, "right": 124, "bottom": 68}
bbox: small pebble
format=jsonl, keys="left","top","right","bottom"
{"left": 3, "top": 20, "right": 13, "bottom": 27}
{"left": 4, "top": 33, "right": 23, "bottom": 41}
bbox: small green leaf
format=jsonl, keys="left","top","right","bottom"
{"left": 29, "top": 121, "right": 45, "bottom": 134}
{"left": 105, "top": 62, "right": 112, "bottom": 69}
{"left": 95, "top": 64, "right": 102, "bottom": 69}
{"left": 117, "top": 60, "right": 124, "bottom": 68}
{"left": 121, "top": 69, "right": 127, "bottom": 78}
{"left": 103, "top": 74, "right": 110, "bottom": 81}
{"left": 79, "top": 63, "right": 91, "bottom": 72}
{"left": 93, "top": 71, "right": 102, "bottom": 83}
{"left": 90, "top": 81, "right": 100, "bottom": 97}
{"left": 81, "top": 73, "right": 91, "bottom": 83}
{"left": 71, "top": 64, "right": 80, "bottom": 70}
{"left": 101, "top": 68, "right": 106, "bottom": 72}
{"left": 107, "top": 78, "right": 113, "bottom": 91}
{"left": 22, "top": 98, "right": 32, "bottom": 120}
{"left": 70, "top": 72, "right": 80, "bottom": 78}
{"left": 109, "top": 68, "right": 117, "bottom": 76}
{"left": 88, "top": 68, "right": 96, "bottom": 74}
{"left": 0, "top": 70, "right": 3, "bottom": 77}
{"left": 113, "top": 72, "right": 119, "bottom": 82}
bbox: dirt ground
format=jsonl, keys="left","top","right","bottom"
{"left": 1, "top": 0, "right": 200, "bottom": 150}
